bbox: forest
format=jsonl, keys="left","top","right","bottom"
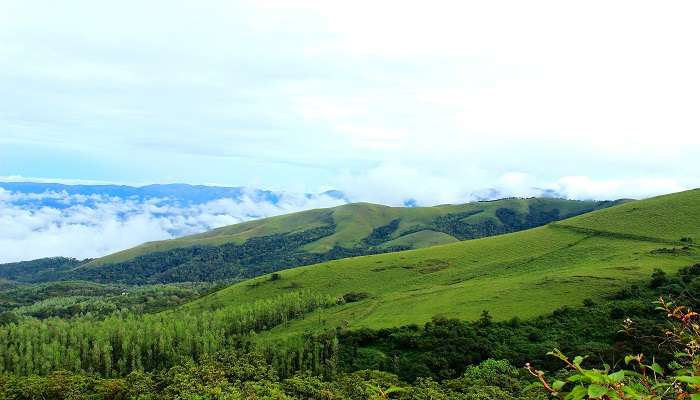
{"left": 0, "top": 264, "right": 698, "bottom": 398}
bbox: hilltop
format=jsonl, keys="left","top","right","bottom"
{"left": 178, "top": 189, "right": 700, "bottom": 336}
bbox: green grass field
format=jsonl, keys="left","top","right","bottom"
{"left": 178, "top": 189, "right": 700, "bottom": 338}
{"left": 87, "top": 197, "right": 612, "bottom": 267}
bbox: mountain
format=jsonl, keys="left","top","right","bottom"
{"left": 0, "top": 197, "right": 618, "bottom": 284}
{"left": 177, "top": 188, "right": 700, "bottom": 337}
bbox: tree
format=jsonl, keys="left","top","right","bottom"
{"left": 479, "top": 310, "right": 492, "bottom": 327}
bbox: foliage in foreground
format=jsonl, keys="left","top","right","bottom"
{"left": 528, "top": 297, "right": 700, "bottom": 399}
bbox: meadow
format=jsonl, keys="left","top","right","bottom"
{"left": 180, "top": 189, "right": 700, "bottom": 337}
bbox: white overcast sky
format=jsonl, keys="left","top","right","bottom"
{"left": 1, "top": 0, "right": 699, "bottom": 205}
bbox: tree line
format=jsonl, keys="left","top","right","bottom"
{"left": 0, "top": 291, "right": 335, "bottom": 377}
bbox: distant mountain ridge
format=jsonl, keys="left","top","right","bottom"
{"left": 0, "top": 182, "right": 348, "bottom": 205}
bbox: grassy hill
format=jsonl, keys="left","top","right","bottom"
{"left": 2, "top": 198, "right": 615, "bottom": 285}
{"left": 178, "top": 189, "right": 700, "bottom": 338}
{"left": 88, "top": 198, "right": 614, "bottom": 266}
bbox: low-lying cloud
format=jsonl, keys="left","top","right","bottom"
{"left": 0, "top": 188, "right": 345, "bottom": 263}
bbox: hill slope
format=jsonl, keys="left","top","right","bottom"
{"left": 63, "top": 198, "right": 616, "bottom": 283}
{"left": 178, "top": 189, "right": 700, "bottom": 337}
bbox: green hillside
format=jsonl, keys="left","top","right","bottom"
{"left": 58, "top": 197, "right": 616, "bottom": 284}
{"left": 90, "top": 198, "right": 613, "bottom": 266}
{"left": 179, "top": 189, "right": 700, "bottom": 337}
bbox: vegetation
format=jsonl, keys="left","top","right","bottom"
{"left": 0, "top": 198, "right": 616, "bottom": 284}
{"left": 0, "top": 264, "right": 698, "bottom": 398}
{"left": 0, "top": 355, "right": 539, "bottom": 399}
{"left": 0, "top": 290, "right": 335, "bottom": 376}
{"left": 180, "top": 189, "right": 700, "bottom": 335}
{"left": 0, "top": 258, "right": 84, "bottom": 283}
{"left": 0, "top": 281, "right": 217, "bottom": 320}
{"left": 527, "top": 298, "right": 700, "bottom": 399}
{"left": 0, "top": 189, "right": 697, "bottom": 398}
{"left": 90, "top": 198, "right": 615, "bottom": 264}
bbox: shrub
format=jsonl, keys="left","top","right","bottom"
{"left": 527, "top": 298, "right": 700, "bottom": 399}
{"left": 342, "top": 292, "right": 370, "bottom": 303}
{"left": 609, "top": 307, "right": 625, "bottom": 319}
{"left": 649, "top": 268, "right": 668, "bottom": 289}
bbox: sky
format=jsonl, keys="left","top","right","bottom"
{"left": 2, "top": 1, "right": 700, "bottom": 206}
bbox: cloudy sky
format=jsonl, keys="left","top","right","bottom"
{"left": 2, "top": 2, "right": 700, "bottom": 204}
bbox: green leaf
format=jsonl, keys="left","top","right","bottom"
{"left": 608, "top": 370, "right": 625, "bottom": 383}
{"left": 649, "top": 362, "right": 664, "bottom": 375}
{"left": 588, "top": 384, "right": 608, "bottom": 398}
{"left": 625, "top": 355, "right": 637, "bottom": 365}
{"left": 384, "top": 386, "right": 406, "bottom": 394}
{"left": 552, "top": 380, "right": 567, "bottom": 391}
{"left": 690, "top": 393, "right": 700, "bottom": 400}
{"left": 622, "top": 386, "right": 640, "bottom": 396}
{"left": 564, "top": 385, "right": 587, "bottom": 400}
{"left": 676, "top": 375, "right": 700, "bottom": 385}
{"left": 567, "top": 374, "right": 584, "bottom": 382}
{"left": 584, "top": 371, "right": 606, "bottom": 384}
{"left": 573, "top": 356, "right": 585, "bottom": 366}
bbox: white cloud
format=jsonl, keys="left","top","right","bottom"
{"left": 550, "top": 176, "right": 688, "bottom": 201}
{"left": 336, "top": 162, "right": 698, "bottom": 206}
{"left": 0, "top": 188, "right": 345, "bottom": 263}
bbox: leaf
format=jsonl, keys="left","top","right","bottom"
{"left": 625, "top": 355, "right": 637, "bottom": 365}
{"left": 649, "top": 362, "right": 664, "bottom": 375}
{"left": 567, "top": 374, "right": 584, "bottom": 382}
{"left": 676, "top": 375, "right": 700, "bottom": 385}
{"left": 564, "top": 385, "right": 587, "bottom": 400}
{"left": 524, "top": 382, "right": 544, "bottom": 391}
{"left": 552, "top": 380, "right": 567, "bottom": 391}
{"left": 608, "top": 370, "right": 625, "bottom": 383}
{"left": 588, "top": 384, "right": 608, "bottom": 398}
{"left": 384, "top": 386, "right": 406, "bottom": 394}
{"left": 584, "top": 371, "right": 607, "bottom": 384}
{"left": 691, "top": 393, "right": 700, "bottom": 400}
{"left": 573, "top": 356, "right": 585, "bottom": 366}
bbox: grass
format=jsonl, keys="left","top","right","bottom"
{"left": 87, "top": 197, "right": 609, "bottom": 266}
{"left": 178, "top": 189, "right": 700, "bottom": 339}
{"left": 379, "top": 230, "right": 459, "bottom": 249}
